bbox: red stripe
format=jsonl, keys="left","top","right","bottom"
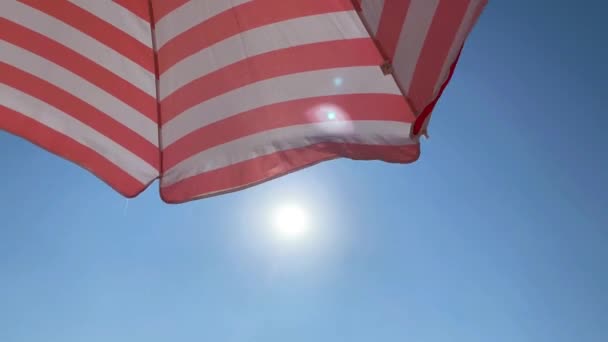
{"left": 406, "top": 0, "right": 470, "bottom": 112}
{"left": 150, "top": 0, "right": 189, "bottom": 23}
{"left": 19, "top": 0, "right": 155, "bottom": 73}
{"left": 112, "top": 0, "right": 151, "bottom": 22}
{"left": 0, "top": 106, "right": 147, "bottom": 197}
{"left": 161, "top": 38, "right": 383, "bottom": 124}
{"left": 0, "top": 19, "right": 157, "bottom": 121}
{"left": 375, "top": 0, "right": 411, "bottom": 60}
{"left": 157, "top": 0, "right": 354, "bottom": 74}
{"left": 0, "top": 62, "right": 160, "bottom": 169}
{"left": 163, "top": 93, "right": 414, "bottom": 170}
{"left": 161, "top": 142, "right": 420, "bottom": 203}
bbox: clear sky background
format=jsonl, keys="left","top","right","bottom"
{"left": 1, "top": 1, "right": 607, "bottom": 341}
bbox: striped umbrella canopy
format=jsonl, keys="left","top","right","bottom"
{"left": 0, "top": 0, "right": 487, "bottom": 203}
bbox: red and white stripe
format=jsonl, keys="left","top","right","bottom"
{"left": 1, "top": 1, "right": 486, "bottom": 203}
{"left": 360, "top": 0, "right": 487, "bottom": 133}
{"left": 155, "top": 0, "right": 420, "bottom": 202}
{"left": 0, "top": 0, "right": 159, "bottom": 197}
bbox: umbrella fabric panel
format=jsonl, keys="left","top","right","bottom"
{"left": 0, "top": 0, "right": 159, "bottom": 197}
{"left": 358, "top": 0, "right": 488, "bottom": 134}
{"left": 154, "top": 0, "right": 419, "bottom": 203}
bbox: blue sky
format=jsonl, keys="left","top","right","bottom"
{"left": 1, "top": 1, "right": 607, "bottom": 341}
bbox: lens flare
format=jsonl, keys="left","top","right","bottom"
{"left": 306, "top": 103, "right": 354, "bottom": 135}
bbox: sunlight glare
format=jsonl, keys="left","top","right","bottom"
{"left": 272, "top": 204, "right": 310, "bottom": 241}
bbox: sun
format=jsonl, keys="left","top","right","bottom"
{"left": 272, "top": 203, "right": 310, "bottom": 241}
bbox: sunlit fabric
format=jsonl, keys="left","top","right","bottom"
{"left": 358, "top": 0, "right": 488, "bottom": 135}
{"left": 0, "top": 0, "right": 486, "bottom": 203}
{"left": 0, "top": 0, "right": 158, "bottom": 197}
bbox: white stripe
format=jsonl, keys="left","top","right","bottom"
{"left": 0, "top": 41, "right": 158, "bottom": 146}
{"left": 361, "top": 0, "right": 386, "bottom": 35}
{"left": 1, "top": 1, "right": 156, "bottom": 97}
{"left": 162, "top": 66, "right": 402, "bottom": 147}
{"left": 391, "top": 0, "right": 440, "bottom": 95}
{"left": 68, "top": 0, "right": 153, "bottom": 47}
{"left": 162, "top": 120, "right": 414, "bottom": 186}
{"left": 155, "top": 0, "right": 252, "bottom": 49}
{"left": 432, "top": 0, "right": 483, "bottom": 96}
{"left": 0, "top": 84, "right": 158, "bottom": 184}
{"left": 159, "top": 11, "right": 368, "bottom": 99}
